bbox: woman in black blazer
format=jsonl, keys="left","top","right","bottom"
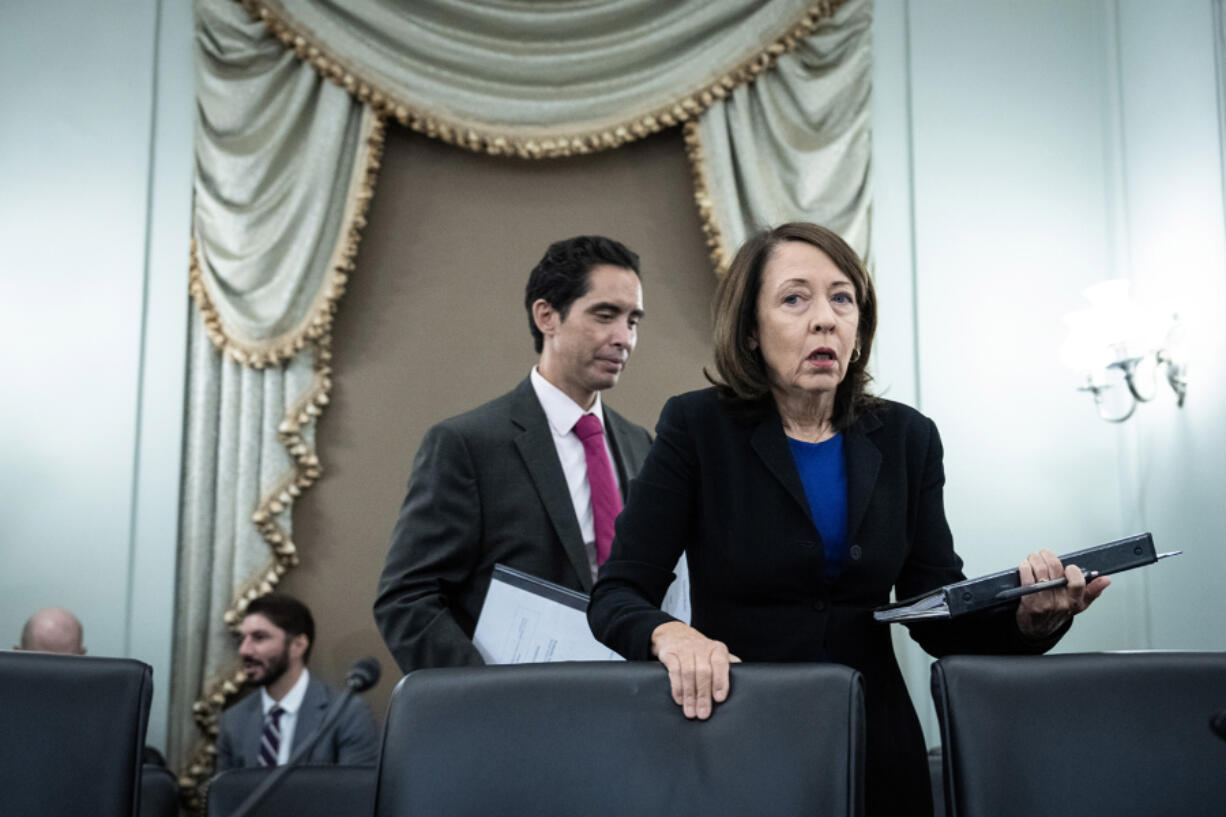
{"left": 588, "top": 223, "right": 1109, "bottom": 817}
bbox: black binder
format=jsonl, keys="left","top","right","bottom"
{"left": 873, "top": 532, "right": 1168, "bottom": 622}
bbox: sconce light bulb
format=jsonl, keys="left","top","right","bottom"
{"left": 1067, "top": 280, "right": 1190, "bottom": 420}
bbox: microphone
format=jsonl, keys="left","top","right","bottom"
{"left": 346, "top": 657, "right": 381, "bottom": 692}
{"left": 230, "top": 658, "right": 383, "bottom": 817}
{"left": 1211, "top": 710, "right": 1226, "bottom": 742}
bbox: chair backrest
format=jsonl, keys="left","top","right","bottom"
{"left": 205, "top": 766, "right": 376, "bottom": 817}
{"left": 0, "top": 651, "right": 153, "bottom": 817}
{"left": 140, "top": 764, "right": 181, "bottom": 817}
{"left": 375, "top": 662, "right": 865, "bottom": 817}
{"left": 931, "top": 652, "right": 1226, "bottom": 817}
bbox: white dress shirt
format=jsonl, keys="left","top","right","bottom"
{"left": 530, "top": 366, "right": 622, "bottom": 583}
{"left": 260, "top": 667, "right": 310, "bottom": 766}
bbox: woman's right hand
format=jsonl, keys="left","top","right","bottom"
{"left": 650, "top": 621, "right": 741, "bottom": 720}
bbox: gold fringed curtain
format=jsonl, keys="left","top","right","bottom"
{"left": 172, "top": 0, "right": 385, "bottom": 803}
{"left": 688, "top": 0, "right": 872, "bottom": 272}
{"left": 243, "top": 0, "right": 837, "bottom": 157}
{"left": 175, "top": 0, "right": 870, "bottom": 806}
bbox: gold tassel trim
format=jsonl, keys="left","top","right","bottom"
{"left": 176, "top": 663, "right": 247, "bottom": 814}
{"left": 682, "top": 120, "right": 732, "bottom": 277}
{"left": 237, "top": 0, "right": 848, "bottom": 159}
{"left": 189, "top": 113, "right": 385, "bottom": 369}
{"left": 178, "top": 45, "right": 384, "bottom": 812}
{"left": 176, "top": 331, "right": 335, "bottom": 813}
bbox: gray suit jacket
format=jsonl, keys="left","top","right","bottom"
{"left": 214, "top": 675, "right": 379, "bottom": 772}
{"left": 374, "top": 377, "right": 654, "bottom": 674}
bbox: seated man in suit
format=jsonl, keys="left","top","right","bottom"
{"left": 15, "top": 607, "right": 86, "bottom": 654}
{"left": 216, "top": 593, "right": 378, "bottom": 771}
{"left": 375, "top": 235, "right": 653, "bottom": 673}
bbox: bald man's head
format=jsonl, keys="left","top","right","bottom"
{"left": 17, "top": 607, "right": 86, "bottom": 655}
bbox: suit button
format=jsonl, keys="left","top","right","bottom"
{"left": 849, "top": 544, "right": 863, "bottom": 561}
{"left": 813, "top": 599, "right": 827, "bottom": 612}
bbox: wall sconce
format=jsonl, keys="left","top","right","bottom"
{"left": 1060, "top": 279, "right": 1187, "bottom": 423}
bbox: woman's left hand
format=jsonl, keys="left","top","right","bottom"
{"left": 1015, "top": 549, "right": 1111, "bottom": 639}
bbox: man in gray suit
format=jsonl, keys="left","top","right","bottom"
{"left": 216, "top": 593, "right": 379, "bottom": 771}
{"left": 375, "top": 235, "right": 654, "bottom": 674}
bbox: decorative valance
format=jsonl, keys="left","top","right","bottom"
{"left": 243, "top": 0, "right": 834, "bottom": 157}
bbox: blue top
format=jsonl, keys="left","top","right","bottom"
{"left": 787, "top": 433, "right": 849, "bottom": 582}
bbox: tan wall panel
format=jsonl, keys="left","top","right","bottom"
{"left": 279, "top": 125, "right": 717, "bottom": 719}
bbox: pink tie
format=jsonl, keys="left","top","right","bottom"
{"left": 574, "top": 413, "right": 622, "bottom": 564}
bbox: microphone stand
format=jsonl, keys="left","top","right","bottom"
{"left": 229, "top": 660, "right": 380, "bottom": 817}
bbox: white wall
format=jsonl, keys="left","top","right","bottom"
{"left": 873, "top": 0, "right": 1226, "bottom": 744}
{"left": 0, "top": 0, "right": 193, "bottom": 751}
{"left": 1114, "top": 2, "right": 1226, "bottom": 651}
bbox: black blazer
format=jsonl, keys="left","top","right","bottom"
{"left": 589, "top": 388, "right": 1064, "bottom": 817}
{"left": 375, "top": 377, "right": 653, "bottom": 674}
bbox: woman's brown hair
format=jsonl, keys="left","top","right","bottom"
{"left": 707, "top": 222, "right": 879, "bottom": 429}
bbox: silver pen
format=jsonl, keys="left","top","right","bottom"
{"left": 993, "top": 550, "right": 1182, "bottom": 602}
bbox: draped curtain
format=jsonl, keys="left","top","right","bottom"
{"left": 174, "top": 0, "right": 871, "bottom": 803}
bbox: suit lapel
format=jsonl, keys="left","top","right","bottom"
{"left": 242, "top": 694, "right": 265, "bottom": 766}
{"left": 749, "top": 406, "right": 883, "bottom": 543}
{"left": 749, "top": 412, "right": 811, "bottom": 519}
{"left": 291, "top": 676, "right": 329, "bottom": 759}
{"left": 843, "top": 411, "right": 882, "bottom": 542}
{"left": 510, "top": 380, "right": 593, "bottom": 591}
{"left": 602, "top": 408, "right": 643, "bottom": 496}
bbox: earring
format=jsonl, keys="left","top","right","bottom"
{"left": 850, "top": 346, "right": 861, "bottom": 363}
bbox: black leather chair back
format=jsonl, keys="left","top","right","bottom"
{"left": 0, "top": 652, "right": 153, "bottom": 817}
{"left": 140, "top": 763, "right": 181, "bottom": 817}
{"left": 931, "top": 652, "right": 1226, "bottom": 817}
{"left": 376, "top": 662, "right": 865, "bottom": 817}
{"left": 205, "top": 766, "right": 376, "bottom": 817}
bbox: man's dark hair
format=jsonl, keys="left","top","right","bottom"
{"left": 244, "top": 593, "right": 315, "bottom": 662}
{"left": 524, "top": 235, "right": 641, "bottom": 353}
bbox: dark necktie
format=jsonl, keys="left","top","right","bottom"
{"left": 574, "top": 413, "right": 622, "bottom": 565}
{"left": 258, "top": 705, "right": 284, "bottom": 767}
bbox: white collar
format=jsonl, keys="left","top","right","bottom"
{"left": 261, "top": 666, "right": 310, "bottom": 715}
{"left": 530, "top": 366, "right": 604, "bottom": 436}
